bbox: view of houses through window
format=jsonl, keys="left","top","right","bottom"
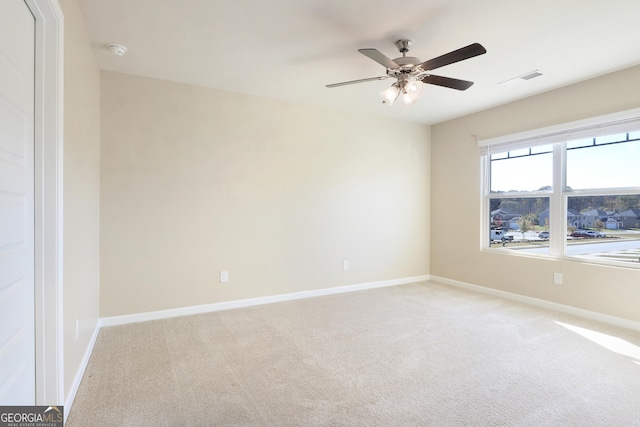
{"left": 486, "top": 131, "right": 640, "bottom": 265}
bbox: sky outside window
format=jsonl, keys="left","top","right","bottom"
{"left": 490, "top": 150, "right": 552, "bottom": 192}
{"left": 491, "top": 134, "right": 640, "bottom": 192}
{"left": 567, "top": 137, "right": 640, "bottom": 189}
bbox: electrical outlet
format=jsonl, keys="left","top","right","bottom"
{"left": 343, "top": 260, "right": 349, "bottom": 270}
{"left": 553, "top": 272, "right": 563, "bottom": 285}
{"left": 220, "top": 270, "right": 229, "bottom": 283}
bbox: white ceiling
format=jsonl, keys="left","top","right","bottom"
{"left": 78, "top": 0, "right": 640, "bottom": 125}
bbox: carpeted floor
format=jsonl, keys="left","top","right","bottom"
{"left": 66, "top": 281, "right": 640, "bottom": 426}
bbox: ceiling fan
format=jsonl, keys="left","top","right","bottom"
{"left": 326, "top": 39, "right": 486, "bottom": 107}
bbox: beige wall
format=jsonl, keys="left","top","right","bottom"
{"left": 431, "top": 65, "right": 640, "bottom": 323}
{"left": 59, "top": 0, "right": 101, "bottom": 398}
{"left": 100, "top": 71, "right": 430, "bottom": 317}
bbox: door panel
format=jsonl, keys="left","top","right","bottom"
{"left": 0, "top": 0, "right": 35, "bottom": 404}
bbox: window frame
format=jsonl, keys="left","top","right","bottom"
{"left": 479, "top": 108, "right": 640, "bottom": 268}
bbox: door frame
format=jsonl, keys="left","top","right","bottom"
{"left": 24, "top": 0, "right": 64, "bottom": 405}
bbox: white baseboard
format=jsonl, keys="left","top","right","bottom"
{"left": 430, "top": 275, "right": 640, "bottom": 332}
{"left": 64, "top": 319, "right": 101, "bottom": 421}
{"left": 100, "top": 275, "right": 431, "bottom": 327}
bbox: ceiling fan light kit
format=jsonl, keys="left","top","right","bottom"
{"left": 327, "top": 39, "right": 486, "bottom": 107}
{"left": 381, "top": 77, "right": 424, "bottom": 107}
{"left": 380, "top": 83, "right": 400, "bottom": 105}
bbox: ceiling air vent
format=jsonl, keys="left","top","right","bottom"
{"left": 498, "top": 70, "right": 543, "bottom": 86}
{"left": 521, "top": 70, "right": 543, "bottom": 80}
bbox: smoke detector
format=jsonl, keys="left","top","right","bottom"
{"left": 106, "top": 43, "right": 127, "bottom": 56}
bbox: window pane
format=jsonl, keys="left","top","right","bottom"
{"left": 567, "top": 138, "right": 640, "bottom": 189}
{"left": 491, "top": 151, "right": 552, "bottom": 192}
{"left": 489, "top": 197, "right": 550, "bottom": 254}
{"left": 509, "top": 148, "right": 531, "bottom": 157}
{"left": 567, "top": 195, "right": 640, "bottom": 264}
{"left": 567, "top": 138, "right": 593, "bottom": 149}
{"left": 595, "top": 132, "right": 627, "bottom": 145}
{"left": 530, "top": 144, "right": 553, "bottom": 154}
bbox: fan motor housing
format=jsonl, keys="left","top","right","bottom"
{"left": 393, "top": 56, "right": 421, "bottom": 67}
{"left": 387, "top": 56, "right": 424, "bottom": 78}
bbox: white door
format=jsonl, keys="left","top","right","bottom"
{"left": 0, "top": 0, "right": 36, "bottom": 404}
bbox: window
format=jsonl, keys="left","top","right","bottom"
{"left": 566, "top": 134, "right": 640, "bottom": 189}
{"left": 490, "top": 197, "right": 550, "bottom": 253}
{"left": 479, "top": 109, "right": 640, "bottom": 266}
{"left": 490, "top": 145, "right": 553, "bottom": 193}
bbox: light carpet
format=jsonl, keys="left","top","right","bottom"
{"left": 66, "top": 281, "right": 640, "bottom": 426}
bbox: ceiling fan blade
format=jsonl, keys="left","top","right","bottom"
{"left": 326, "top": 76, "right": 390, "bottom": 88}
{"left": 421, "top": 74, "right": 474, "bottom": 91}
{"left": 418, "top": 43, "right": 486, "bottom": 71}
{"left": 358, "top": 48, "right": 400, "bottom": 69}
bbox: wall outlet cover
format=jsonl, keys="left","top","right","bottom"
{"left": 553, "top": 272, "right": 563, "bottom": 285}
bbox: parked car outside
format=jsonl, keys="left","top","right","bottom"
{"left": 570, "top": 229, "right": 605, "bottom": 238}
{"left": 490, "top": 229, "right": 514, "bottom": 242}
{"left": 538, "top": 231, "right": 549, "bottom": 239}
